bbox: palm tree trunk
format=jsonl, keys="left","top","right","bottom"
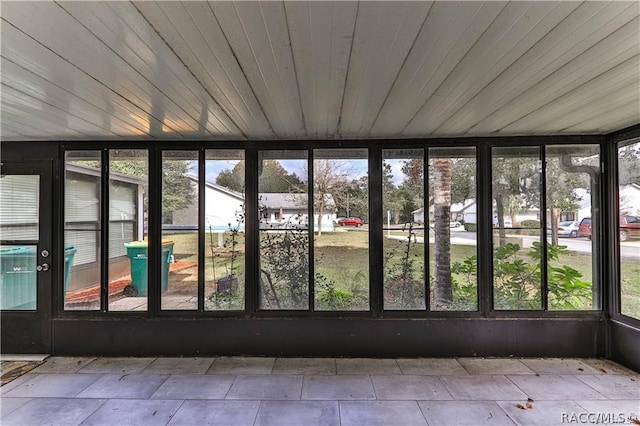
{"left": 433, "top": 158, "right": 453, "bottom": 305}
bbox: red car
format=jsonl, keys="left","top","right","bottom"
{"left": 337, "top": 217, "right": 364, "bottom": 227}
{"left": 578, "top": 215, "right": 640, "bottom": 241}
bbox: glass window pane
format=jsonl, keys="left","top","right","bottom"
{"left": 259, "top": 151, "right": 309, "bottom": 310}
{"left": 161, "top": 151, "right": 198, "bottom": 310}
{"left": 545, "top": 145, "right": 599, "bottom": 311}
{"left": 205, "top": 150, "right": 245, "bottom": 311}
{"left": 619, "top": 140, "right": 640, "bottom": 319}
{"left": 314, "top": 149, "right": 369, "bottom": 311}
{"left": 108, "top": 150, "right": 148, "bottom": 312}
{"left": 0, "top": 245, "right": 37, "bottom": 310}
{"left": 64, "top": 151, "right": 101, "bottom": 310}
{"left": 429, "top": 147, "right": 477, "bottom": 311}
{"left": 0, "top": 175, "right": 39, "bottom": 240}
{"left": 382, "top": 149, "right": 425, "bottom": 310}
{"left": 492, "top": 147, "right": 542, "bottom": 310}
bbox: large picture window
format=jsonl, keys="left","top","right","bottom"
{"left": 619, "top": 140, "right": 640, "bottom": 320}
{"left": 545, "top": 145, "right": 600, "bottom": 311}
{"left": 314, "top": 149, "right": 369, "bottom": 311}
{"left": 258, "top": 151, "right": 309, "bottom": 310}
{"left": 64, "top": 151, "right": 102, "bottom": 311}
{"left": 161, "top": 151, "right": 198, "bottom": 311}
{"left": 60, "top": 142, "right": 605, "bottom": 317}
{"left": 108, "top": 150, "right": 148, "bottom": 312}
{"left": 205, "top": 150, "right": 246, "bottom": 311}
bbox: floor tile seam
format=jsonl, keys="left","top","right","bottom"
{"left": 75, "top": 397, "right": 110, "bottom": 426}
{"left": 493, "top": 400, "right": 542, "bottom": 425}
{"left": 3, "top": 373, "right": 107, "bottom": 399}
{"left": 504, "top": 373, "right": 610, "bottom": 400}
{"left": 416, "top": 400, "right": 514, "bottom": 426}
{"left": 572, "top": 373, "right": 639, "bottom": 396}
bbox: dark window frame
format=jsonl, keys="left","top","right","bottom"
{"left": 57, "top": 136, "right": 613, "bottom": 321}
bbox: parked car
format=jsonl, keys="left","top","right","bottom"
{"left": 578, "top": 215, "right": 640, "bottom": 241}
{"left": 337, "top": 217, "right": 364, "bottom": 227}
{"left": 578, "top": 217, "right": 592, "bottom": 238}
{"left": 557, "top": 220, "right": 579, "bottom": 238}
{"left": 619, "top": 215, "right": 640, "bottom": 241}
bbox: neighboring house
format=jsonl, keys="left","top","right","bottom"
{"left": 411, "top": 198, "right": 537, "bottom": 227}
{"left": 169, "top": 178, "right": 336, "bottom": 232}
{"left": 412, "top": 199, "right": 476, "bottom": 225}
{"left": 63, "top": 164, "right": 145, "bottom": 291}
{"left": 619, "top": 184, "right": 640, "bottom": 215}
{"left": 170, "top": 177, "right": 245, "bottom": 231}
{"left": 259, "top": 193, "right": 336, "bottom": 232}
{"left": 452, "top": 199, "right": 477, "bottom": 224}
{"left": 557, "top": 185, "right": 640, "bottom": 222}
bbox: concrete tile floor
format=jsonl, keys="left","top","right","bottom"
{"left": 0, "top": 357, "right": 638, "bottom": 426}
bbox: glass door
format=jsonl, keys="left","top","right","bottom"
{"left": 0, "top": 161, "right": 52, "bottom": 353}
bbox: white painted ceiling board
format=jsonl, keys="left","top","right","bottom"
{"left": 134, "top": 1, "right": 261, "bottom": 138}
{"left": 210, "top": 1, "right": 305, "bottom": 138}
{"left": 1, "top": 59, "right": 138, "bottom": 138}
{"left": 469, "top": 16, "right": 640, "bottom": 135}
{"left": 0, "top": 22, "right": 165, "bottom": 139}
{"left": 96, "top": 1, "right": 242, "bottom": 138}
{"left": 531, "top": 84, "right": 640, "bottom": 132}
{"left": 503, "top": 58, "right": 640, "bottom": 133}
{"left": 401, "top": 1, "right": 577, "bottom": 136}
{"left": 396, "top": 1, "right": 511, "bottom": 135}
{"left": 339, "top": 1, "right": 432, "bottom": 137}
{"left": 2, "top": 2, "right": 193, "bottom": 137}
{"left": 285, "top": 1, "right": 357, "bottom": 138}
{"left": 0, "top": 1, "right": 638, "bottom": 141}
{"left": 432, "top": 0, "right": 607, "bottom": 134}
{"left": 180, "top": 2, "right": 272, "bottom": 138}
{"left": 1, "top": 90, "right": 92, "bottom": 139}
{"left": 564, "top": 100, "right": 640, "bottom": 134}
{"left": 3, "top": 1, "right": 232, "bottom": 139}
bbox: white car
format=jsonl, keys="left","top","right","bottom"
{"left": 557, "top": 221, "right": 580, "bottom": 238}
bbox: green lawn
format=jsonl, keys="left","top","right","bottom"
{"left": 161, "top": 231, "right": 640, "bottom": 316}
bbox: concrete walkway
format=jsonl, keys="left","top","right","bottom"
{"left": 1, "top": 357, "right": 638, "bottom": 425}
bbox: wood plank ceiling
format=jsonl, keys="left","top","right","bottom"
{"left": 1, "top": 1, "right": 639, "bottom": 142}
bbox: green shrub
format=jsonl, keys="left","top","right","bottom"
{"left": 520, "top": 220, "right": 540, "bottom": 228}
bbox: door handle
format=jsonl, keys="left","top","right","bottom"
{"left": 36, "top": 263, "right": 49, "bottom": 272}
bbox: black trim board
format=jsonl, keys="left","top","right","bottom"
{"left": 53, "top": 317, "right": 606, "bottom": 358}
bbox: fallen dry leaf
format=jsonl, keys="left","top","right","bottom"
{"left": 527, "top": 397, "right": 534, "bottom": 402}
{"left": 516, "top": 403, "right": 526, "bottom": 410}
{"left": 600, "top": 368, "right": 607, "bottom": 374}
{"left": 526, "top": 402, "right": 533, "bottom": 409}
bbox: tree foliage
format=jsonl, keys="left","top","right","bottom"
{"left": 216, "top": 160, "right": 303, "bottom": 193}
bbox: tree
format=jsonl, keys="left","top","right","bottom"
{"left": 259, "top": 160, "right": 303, "bottom": 193}
{"left": 348, "top": 175, "right": 369, "bottom": 220}
{"left": 216, "top": 162, "right": 245, "bottom": 192}
{"left": 311, "top": 159, "right": 350, "bottom": 236}
{"left": 161, "top": 160, "right": 197, "bottom": 223}
{"left": 619, "top": 141, "right": 640, "bottom": 187}
{"left": 216, "top": 160, "right": 304, "bottom": 193}
{"left": 546, "top": 155, "right": 587, "bottom": 245}
{"left": 382, "top": 162, "right": 404, "bottom": 224}
{"left": 433, "top": 158, "right": 453, "bottom": 306}
{"left": 492, "top": 157, "right": 540, "bottom": 246}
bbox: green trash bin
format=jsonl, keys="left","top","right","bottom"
{"left": 0, "top": 246, "right": 37, "bottom": 310}
{"left": 123, "top": 240, "right": 174, "bottom": 296}
{"left": 63, "top": 245, "right": 77, "bottom": 293}
{"left": 0, "top": 245, "right": 77, "bottom": 309}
